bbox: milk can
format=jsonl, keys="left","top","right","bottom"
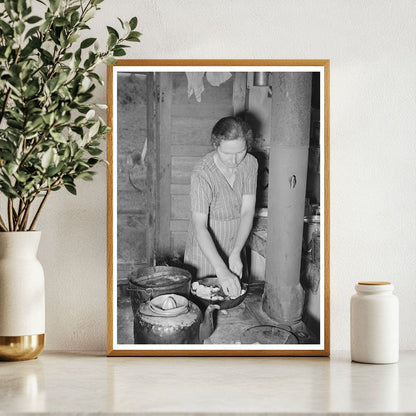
{"left": 350, "top": 281, "right": 399, "bottom": 364}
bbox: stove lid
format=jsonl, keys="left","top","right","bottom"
{"left": 241, "top": 325, "right": 299, "bottom": 344}
{"left": 141, "top": 294, "right": 190, "bottom": 317}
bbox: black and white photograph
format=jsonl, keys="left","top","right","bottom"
{"left": 107, "top": 61, "right": 329, "bottom": 356}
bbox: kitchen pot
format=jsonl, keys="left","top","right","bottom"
{"left": 128, "top": 266, "right": 192, "bottom": 317}
{"left": 134, "top": 294, "right": 219, "bottom": 344}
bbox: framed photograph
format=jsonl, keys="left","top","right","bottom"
{"left": 107, "top": 60, "right": 330, "bottom": 356}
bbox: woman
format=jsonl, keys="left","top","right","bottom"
{"left": 184, "top": 116, "right": 258, "bottom": 297}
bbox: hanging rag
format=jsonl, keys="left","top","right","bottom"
{"left": 206, "top": 72, "right": 232, "bottom": 87}
{"left": 185, "top": 72, "right": 205, "bottom": 102}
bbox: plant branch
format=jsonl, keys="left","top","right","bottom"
{"left": 14, "top": 199, "right": 28, "bottom": 231}
{"left": 29, "top": 189, "right": 50, "bottom": 231}
{"left": 14, "top": 199, "right": 23, "bottom": 231}
{"left": 0, "top": 88, "right": 12, "bottom": 125}
{"left": 7, "top": 199, "right": 14, "bottom": 231}
{"left": 20, "top": 199, "right": 33, "bottom": 231}
{"left": 0, "top": 213, "right": 8, "bottom": 232}
{"left": 18, "top": 120, "right": 58, "bottom": 169}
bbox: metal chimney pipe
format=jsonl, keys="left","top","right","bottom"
{"left": 262, "top": 72, "right": 312, "bottom": 324}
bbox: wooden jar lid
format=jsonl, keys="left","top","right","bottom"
{"left": 358, "top": 281, "right": 391, "bottom": 285}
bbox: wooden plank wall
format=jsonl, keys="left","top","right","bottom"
{"left": 117, "top": 73, "right": 149, "bottom": 282}
{"left": 167, "top": 72, "right": 235, "bottom": 257}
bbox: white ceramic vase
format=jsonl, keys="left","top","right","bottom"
{"left": 0, "top": 231, "right": 45, "bottom": 361}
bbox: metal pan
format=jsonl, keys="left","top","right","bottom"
{"left": 191, "top": 276, "right": 248, "bottom": 310}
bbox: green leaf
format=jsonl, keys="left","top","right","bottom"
{"left": 23, "top": 83, "right": 39, "bottom": 98}
{"left": 71, "top": 148, "right": 83, "bottom": 160}
{"left": 116, "top": 17, "right": 125, "bottom": 29}
{"left": 49, "top": 0, "right": 60, "bottom": 13}
{"left": 129, "top": 16, "right": 138, "bottom": 30}
{"left": 5, "top": 162, "right": 18, "bottom": 176}
{"left": 14, "top": 171, "right": 28, "bottom": 183}
{"left": 59, "top": 29, "right": 67, "bottom": 47}
{"left": 106, "top": 26, "right": 119, "bottom": 38}
{"left": 26, "top": 15, "right": 42, "bottom": 24}
{"left": 113, "top": 47, "right": 126, "bottom": 57}
{"left": 4, "top": 1, "right": 16, "bottom": 19}
{"left": 21, "top": 37, "right": 41, "bottom": 57}
{"left": 16, "top": 21, "right": 25, "bottom": 35}
{"left": 61, "top": 52, "right": 73, "bottom": 61}
{"left": 68, "top": 33, "right": 80, "bottom": 44}
{"left": 7, "top": 119, "right": 24, "bottom": 129}
{"left": 107, "top": 33, "right": 117, "bottom": 49}
{"left": 0, "top": 141, "right": 14, "bottom": 152}
{"left": 40, "top": 49, "right": 54, "bottom": 63}
{"left": 88, "top": 72, "right": 103, "bottom": 85}
{"left": 75, "top": 93, "right": 93, "bottom": 104}
{"left": 57, "top": 85, "right": 71, "bottom": 100}
{"left": 87, "top": 158, "right": 100, "bottom": 166}
{"left": 48, "top": 76, "right": 60, "bottom": 92}
{"left": 77, "top": 171, "right": 95, "bottom": 181}
{"left": 63, "top": 147, "right": 70, "bottom": 160}
{"left": 54, "top": 17, "right": 69, "bottom": 27}
{"left": 42, "top": 112, "right": 54, "bottom": 125}
{"left": 64, "top": 183, "right": 76, "bottom": 195}
{"left": 88, "top": 120, "right": 100, "bottom": 138}
{"left": 41, "top": 148, "right": 55, "bottom": 169}
{"left": 85, "top": 109, "right": 95, "bottom": 120}
{"left": 83, "top": 9, "right": 95, "bottom": 23}
{"left": 87, "top": 147, "right": 102, "bottom": 156}
{"left": 0, "top": 20, "right": 13, "bottom": 35}
{"left": 80, "top": 37, "right": 96, "bottom": 49}
{"left": 22, "top": 5, "right": 32, "bottom": 17}
{"left": 25, "top": 25, "right": 40, "bottom": 39}
{"left": 0, "top": 183, "right": 18, "bottom": 198}
{"left": 126, "top": 32, "right": 141, "bottom": 42}
{"left": 25, "top": 117, "right": 44, "bottom": 133}
{"left": 45, "top": 165, "right": 62, "bottom": 177}
{"left": 76, "top": 160, "right": 90, "bottom": 169}
{"left": 17, "top": 0, "right": 27, "bottom": 14}
{"left": 103, "top": 56, "right": 117, "bottom": 65}
{"left": 71, "top": 126, "right": 84, "bottom": 136}
{"left": 70, "top": 11, "right": 80, "bottom": 26}
{"left": 50, "top": 131, "right": 67, "bottom": 143}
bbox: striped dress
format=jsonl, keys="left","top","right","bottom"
{"left": 184, "top": 151, "right": 258, "bottom": 278}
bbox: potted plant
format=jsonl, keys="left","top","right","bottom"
{"left": 0, "top": 0, "right": 140, "bottom": 360}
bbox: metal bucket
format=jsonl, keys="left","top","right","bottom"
{"left": 303, "top": 215, "right": 320, "bottom": 254}
{"left": 128, "top": 266, "right": 192, "bottom": 317}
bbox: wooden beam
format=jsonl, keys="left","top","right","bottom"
{"left": 146, "top": 74, "right": 157, "bottom": 265}
{"left": 232, "top": 72, "right": 247, "bottom": 116}
{"left": 157, "top": 73, "right": 173, "bottom": 256}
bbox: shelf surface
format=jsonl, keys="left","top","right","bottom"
{"left": 0, "top": 350, "right": 415, "bottom": 415}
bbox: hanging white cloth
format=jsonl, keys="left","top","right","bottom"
{"left": 185, "top": 72, "right": 205, "bottom": 102}
{"left": 206, "top": 72, "right": 232, "bottom": 87}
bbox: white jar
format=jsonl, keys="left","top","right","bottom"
{"left": 350, "top": 281, "right": 399, "bottom": 364}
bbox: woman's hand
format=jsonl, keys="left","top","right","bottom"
{"left": 216, "top": 266, "right": 241, "bottom": 298}
{"left": 229, "top": 251, "right": 243, "bottom": 279}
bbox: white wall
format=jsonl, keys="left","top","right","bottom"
{"left": 38, "top": 0, "right": 416, "bottom": 351}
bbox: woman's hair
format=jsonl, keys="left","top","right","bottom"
{"left": 211, "top": 116, "right": 253, "bottom": 150}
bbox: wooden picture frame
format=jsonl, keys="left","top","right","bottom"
{"left": 107, "top": 60, "right": 330, "bottom": 356}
